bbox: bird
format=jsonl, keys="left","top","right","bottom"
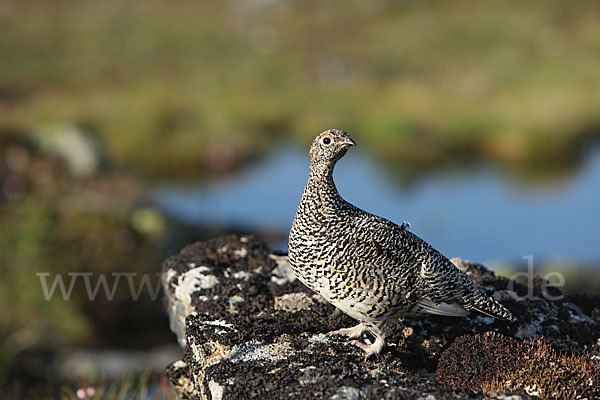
{"left": 288, "top": 129, "right": 515, "bottom": 357}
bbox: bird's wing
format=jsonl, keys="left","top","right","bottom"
{"left": 419, "top": 254, "right": 517, "bottom": 321}
{"left": 346, "top": 210, "right": 516, "bottom": 321}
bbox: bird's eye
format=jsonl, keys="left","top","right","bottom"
{"left": 322, "top": 137, "right": 331, "bottom": 145}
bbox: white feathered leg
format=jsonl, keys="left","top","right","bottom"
{"left": 327, "top": 323, "right": 366, "bottom": 339}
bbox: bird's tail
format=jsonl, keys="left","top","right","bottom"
{"left": 472, "top": 295, "right": 516, "bottom": 322}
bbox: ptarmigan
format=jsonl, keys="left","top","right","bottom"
{"left": 288, "top": 129, "right": 515, "bottom": 357}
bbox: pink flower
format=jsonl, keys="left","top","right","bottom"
{"left": 76, "top": 386, "right": 95, "bottom": 399}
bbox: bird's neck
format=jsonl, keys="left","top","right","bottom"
{"left": 304, "top": 162, "right": 343, "bottom": 207}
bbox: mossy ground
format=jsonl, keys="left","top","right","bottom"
{"left": 437, "top": 332, "right": 600, "bottom": 399}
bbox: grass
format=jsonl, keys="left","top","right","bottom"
{"left": 2, "top": 0, "right": 600, "bottom": 177}
{"left": 1, "top": 371, "right": 176, "bottom": 400}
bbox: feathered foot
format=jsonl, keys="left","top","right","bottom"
{"left": 328, "top": 322, "right": 386, "bottom": 358}
{"left": 351, "top": 335, "right": 384, "bottom": 359}
{"left": 326, "top": 323, "right": 366, "bottom": 339}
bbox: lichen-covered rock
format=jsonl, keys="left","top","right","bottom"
{"left": 162, "top": 235, "right": 600, "bottom": 400}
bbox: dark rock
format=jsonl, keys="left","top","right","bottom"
{"left": 161, "top": 235, "right": 600, "bottom": 400}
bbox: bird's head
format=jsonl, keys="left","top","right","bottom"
{"left": 309, "top": 129, "right": 355, "bottom": 168}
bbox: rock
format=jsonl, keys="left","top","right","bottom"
{"left": 32, "top": 123, "right": 105, "bottom": 177}
{"left": 161, "top": 235, "right": 600, "bottom": 400}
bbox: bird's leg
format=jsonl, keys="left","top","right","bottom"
{"left": 351, "top": 323, "right": 386, "bottom": 359}
{"left": 351, "top": 335, "right": 384, "bottom": 358}
{"left": 327, "top": 323, "right": 366, "bottom": 339}
{"left": 327, "top": 322, "right": 384, "bottom": 358}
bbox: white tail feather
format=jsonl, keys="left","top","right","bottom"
{"left": 417, "top": 298, "right": 470, "bottom": 317}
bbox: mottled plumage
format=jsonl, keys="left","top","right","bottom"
{"left": 288, "top": 129, "right": 515, "bottom": 356}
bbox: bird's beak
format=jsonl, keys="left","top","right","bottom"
{"left": 343, "top": 138, "right": 356, "bottom": 147}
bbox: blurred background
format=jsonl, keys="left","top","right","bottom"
{"left": 1, "top": 0, "right": 600, "bottom": 398}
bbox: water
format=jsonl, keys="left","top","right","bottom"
{"left": 153, "top": 145, "right": 600, "bottom": 265}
